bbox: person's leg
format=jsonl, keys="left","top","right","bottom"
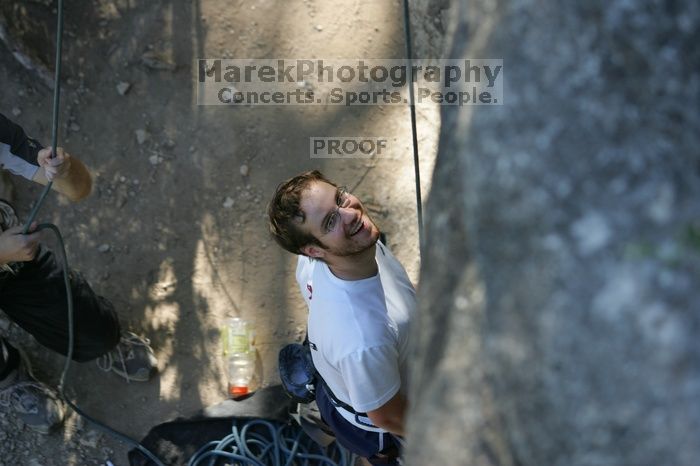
{"left": 1, "top": 246, "right": 157, "bottom": 381}
{"left": 0, "top": 194, "right": 63, "bottom": 433}
{"left": 1, "top": 246, "right": 121, "bottom": 361}
{"left": 0, "top": 243, "right": 107, "bottom": 433}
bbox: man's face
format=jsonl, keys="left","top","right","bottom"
{"left": 298, "top": 181, "right": 380, "bottom": 259}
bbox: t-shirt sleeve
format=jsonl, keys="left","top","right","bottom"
{"left": 296, "top": 255, "right": 314, "bottom": 303}
{"left": 0, "top": 113, "right": 41, "bottom": 180}
{"left": 338, "top": 345, "right": 401, "bottom": 413}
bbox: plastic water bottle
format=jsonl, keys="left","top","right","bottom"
{"left": 222, "top": 317, "right": 256, "bottom": 398}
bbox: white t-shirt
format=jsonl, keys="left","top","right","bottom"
{"left": 296, "top": 241, "right": 416, "bottom": 430}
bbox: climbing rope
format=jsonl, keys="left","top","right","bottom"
{"left": 402, "top": 0, "right": 424, "bottom": 252}
{"left": 186, "top": 419, "right": 355, "bottom": 466}
{"left": 22, "top": 0, "right": 63, "bottom": 232}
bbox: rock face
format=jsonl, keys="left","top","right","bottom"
{"left": 408, "top": 0, "right": 452, "bottom": 57}
{"left": 406, "top": 1, "right": 700, "bottom": 465}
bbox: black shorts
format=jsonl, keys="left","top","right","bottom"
{"left": 315, "top": 382, "right": 401, "bottom": 464}
{"left": 0, "top": 244, "right": 121, "bottom": 362}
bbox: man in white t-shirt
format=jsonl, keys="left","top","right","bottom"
{"left": 268, "top": 170, "right": 416, "bottom": 463}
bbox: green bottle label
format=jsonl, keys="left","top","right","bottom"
{"left": 222, "top": 322, "right": 250, "bottom": 355}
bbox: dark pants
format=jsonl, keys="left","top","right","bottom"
{"left": 316, "top": 382, "right": 401, "bottom": 465}
{"left": 0, "top": 245, "right": 121, "bottom": 377}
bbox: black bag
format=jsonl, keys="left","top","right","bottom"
{"left": 278, "top": 342, "right": 318, "bottom": 403}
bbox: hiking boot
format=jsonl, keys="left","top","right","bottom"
{"left": 0, "top": 348, "right": 65, "bottom": 434}
{"left": 97, "top": 332, "right": 157, "bottom": 382}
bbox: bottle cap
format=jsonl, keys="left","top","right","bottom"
{"left": 229, "top": 385, "right": 249, "bottom": 397}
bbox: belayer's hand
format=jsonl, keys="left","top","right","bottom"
{"left": 37, "top": 147, "right": 72, "bottom": 181}
{"left": 0, "top": 223, "right": 40, "bottom": 264}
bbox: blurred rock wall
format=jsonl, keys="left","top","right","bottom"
{"left": 408, "top": 0, "right": 452, "bottom": 57}
{"left": 406, "top": 1, "right": 700, "bottom": 465}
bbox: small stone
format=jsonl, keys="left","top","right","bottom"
{"left": 119, "top": 176, "right": 126, "bottom": 183}
{"left": 162, "top": 138, "right": 176, "bottom": 149}
{"left": 116, "top": 81, "right": 131, "bottom": 95}
{"left": 239, "top": 164, "right": 249, "bottom": 176}
{"left": 69, "top": 122, "right": 80, "bottom": 132}
{"left": 97, "top": 244, "right": 110, "bottom": 253}
{"left": 223, "top": 197, "right": 235, "bottom": 208}
{"left": 11, "top": 107, "right": 21, "bottom": 117}
{"left": 135, "top": 129, "right": 149, "bottom": 145}
{"left": 148, "top": 155, "right": 161, "bottom": 165}
{"left": 315, "top": 24, "right": 323, "bottom": 31}
{"left": 141, "top": 51, "right": 176, "bottom": 71}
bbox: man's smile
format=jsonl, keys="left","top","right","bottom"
{"left": 349, "top": 217, "right": 365, "bottom": 236}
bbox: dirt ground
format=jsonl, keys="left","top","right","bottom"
{"left": 0, "top": 0, "right": 438, "bottom": 464}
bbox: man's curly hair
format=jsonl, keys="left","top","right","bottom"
{"left": 267, "top": 170, "right": 337, "bottom": 255}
